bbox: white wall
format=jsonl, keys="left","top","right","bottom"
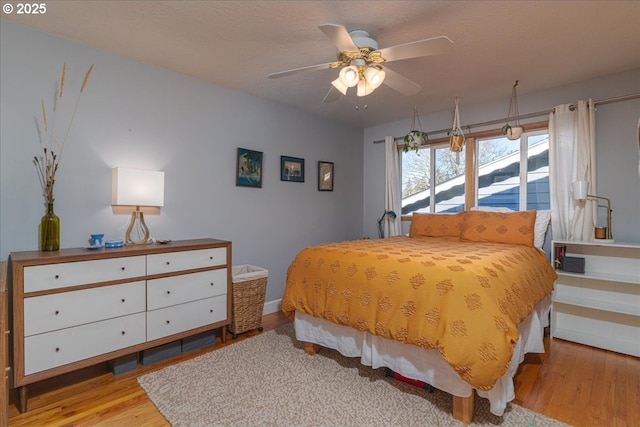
{"left": 0, "top": 22, "right": 364, "bottom": 303}
{"left": 363, "top": 69, "right": 640, "bottom": 243}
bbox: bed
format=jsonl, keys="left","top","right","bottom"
{"left": 281, "top": 210, "right": 557, "bottom": 424}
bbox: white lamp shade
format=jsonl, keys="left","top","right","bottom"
{"left": 331, "top": 77, "right": 349, "bottom": 95}
{"left": 571, "top": 180, "right": 589, "bottom": 200}
{"left": 112, "top": 167, "right": 165, "bottom": 207}
{"left": 357, "top": 79, "right": 374, "bottom": 97}
{"left": 364, "top": 66, "right": 385, "bottom": 89}
{"left": 339, "top": 65, "right": 359, "bottom": 87}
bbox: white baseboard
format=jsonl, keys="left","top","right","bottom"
{"left": 263, "top": 299, "right": 281, "bottom": 315}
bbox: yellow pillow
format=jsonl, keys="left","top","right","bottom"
{"left": 409, "top": 212, "right": 466, "bottom": 238}
{"left": 460, "top": 210, "right": 536, "bottom": 246}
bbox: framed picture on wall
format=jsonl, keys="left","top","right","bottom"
{"left": 318, "top": 161, "right": 334, "bottom": 191}
{"left": 281, "top": 156, "right": 305, "bottom": 182}
{"left": 236, "top": 148, "right": 263, "bottom": 188}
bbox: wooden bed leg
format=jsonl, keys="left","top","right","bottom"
{"left": 452, "top": 393, "right": 474, "bottom": 424}
{"left": 303, "top": 341, "right": 320, "bottom": 355}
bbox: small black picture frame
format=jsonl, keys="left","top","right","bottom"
{"left": 281, "top": 156, "right": 305, "bottom": 182}
{"left": 318, "top": 161, "right": 334, "bottom": 191}
{"left": 236, "top": 148, "right": 263, "bottom": 188}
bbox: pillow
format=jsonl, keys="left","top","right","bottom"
{"left": 409, "top": 212, "right": 466, "bottom": 238}
{"left": 471, "top": 206, "right": 551, "bottom": 249}
{"left": 461, "top": 210, "right": 537, "bottom": 246}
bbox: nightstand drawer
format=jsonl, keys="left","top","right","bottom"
{"left": 146, "top": 248, "right": 226, "bottom": 275}
{"left": 147, "top": 269, "right": 227, "bottom": 310}
{"left": 24, "top": 281, "right": 146, "bottom": 336}
{"left": 147, "top": 295, "right": 227, "bottom": 341}
{"left": 24, "top": 256, "right": 146, "bottom": 293}
{"left": 24, "top": 312, "right": 146, "bottom": 375}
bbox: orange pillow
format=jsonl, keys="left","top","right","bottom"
{"left": 409, "top": 212, "right": 466, "bottom": 238}
{"left": 460, "top": 210, "right": 536, "bottom": 246}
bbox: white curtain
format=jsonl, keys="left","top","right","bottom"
{"left": 549, "top": 100, "right": 597, "bottom": 240}
{"left": 384, "top": 136, "right": 402, "bottom": 237}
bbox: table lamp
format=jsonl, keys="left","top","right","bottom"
{"left": 112, "top": 167, "right": 165, "bottom": 245}
{"left": 571, "top": 180, "right": 613, "bottom": 242}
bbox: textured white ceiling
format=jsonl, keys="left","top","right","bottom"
{"left": 3, "top": 1, "right": 640, "bottom": 128}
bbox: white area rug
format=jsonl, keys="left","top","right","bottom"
{"left": 138, "top": 324, "right": 568, "bottom": 426}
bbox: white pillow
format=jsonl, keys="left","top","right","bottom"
{"left": 471, "top": 206, "right": 551, "bottom": 249}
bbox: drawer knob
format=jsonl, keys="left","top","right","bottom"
{"left": 166, "top": 290, "right": 171, "bottom": 295}
{"left": 54, "top": 275, "right": 60, "bottom": 279}
{"left": 210, "top": 309, "right": 213, "bottom": 313}
{"left": 210, "top": 282, "right": 214, "bottom": 286}
{"left": 55, "top": 347, "right": 60, "bottom": 352}
{"left": 55, "top": 310, "right": 59, "bottom": 315}
{"left": 166, "top": 320, "right": 170, "bottom": 324}
{"left": 121, "top": 298, "right": 126, "bottom": 303}
{"left": 121, "top": 331, "right": 126, "bottom": 335}
{"left": 121, "top": 267, "right": 126, "bottom": 271}
{"left": 166, "top": 261, "right": 171, "bottom": 265}
{"left": 210, "top": 256, "right": 213, "bottom": 260}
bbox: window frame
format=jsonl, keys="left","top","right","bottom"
{"left": 399, "top": 120, "right": 549, "bottom": 220}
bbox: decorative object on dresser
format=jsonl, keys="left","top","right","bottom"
{"left": 111, "top": 167, "right": 165, "bottom": 245}
{"left": 571, "top": 180, "right": 614, "bottom": 242}
{"left": 551, "top": 239, "right": 640, "bottom": 357}
{"left": 33, "top": 62, "right": 94, "bottom": 251}
{"left": 9, "top": 238, "right": 232, "bottom": 413}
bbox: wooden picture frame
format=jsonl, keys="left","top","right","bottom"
{"left": 281, "top": 156, "right": 304, "bottom": 182}
{"left": 236, "top": 148, "right": 263, "bottom": 188}
{"left": 318, "top": 161, "right": 334, "bottom": 191}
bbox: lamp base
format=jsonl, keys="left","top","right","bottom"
{"left": 125, "top": 209, "right": 152, "bottom": 245}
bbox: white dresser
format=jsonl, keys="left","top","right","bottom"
{"left": 551, "top": 239, "right": 640, "bottom": 357}
{"left": 10, "top": 238, "right": 231, "bottom": 412}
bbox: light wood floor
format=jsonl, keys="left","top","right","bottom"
{"left": 7, "top": 312, "right": 639, "bottom": 427}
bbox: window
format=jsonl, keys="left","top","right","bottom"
{"left": 401, "top": 142, "right": 466, "bottom": 214}
{"left": 401, "top": 128, "right": 549, "bottom": 215}
{"left": 476, "top": 130, "right": 549, "bottom": 211}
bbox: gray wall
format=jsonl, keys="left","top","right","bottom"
{"left": 364, "top": 69, "right": 640, "bottom": 243}
{"left": 0, "top": 22, "right": 364, "bottom": 303}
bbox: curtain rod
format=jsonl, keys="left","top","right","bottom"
{"left": 373, "top": 93, "right": 640, "bottom": 144}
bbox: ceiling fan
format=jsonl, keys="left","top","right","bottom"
{"left": 268, "top": 24, "right": 454, "bottom": 103}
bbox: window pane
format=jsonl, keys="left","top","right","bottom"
{"left": 526, "top": 134, "right": 550, "bottom": 210}
{"left": 477, "top": 136, "right": 520, "bottom": 210}
{"left": 401, "top": 148, "right": 431, "bottom": 214}
{"left": 434, "top": 146, "right": 465, "bottom": 212}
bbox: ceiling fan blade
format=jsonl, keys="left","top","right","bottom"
{"left": 378, "top": 36, "right": 454, "bottom": 62}
{"left": 381, "top": 67, "right": 421, "bottom": 96}
{"left": 322, "top": 86, "right": 342, "bottom": 103}
{"left": 319, "top": 23, "right": 359, "bottom": 52}
{"left": 268, "top": 62, "right": 334, "bottom": 79}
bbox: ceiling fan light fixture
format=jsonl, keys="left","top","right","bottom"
{"left": 339, "top": 65, "right": 359, "bottom": 87}
{"left": 357, "top": 79, "right": 374, "bottom": 97}
{"left": 364, "top": 66, "right": 386, "bottom": 89}
{"left": 331, "top": 77, "right": 349, "bottom": 95}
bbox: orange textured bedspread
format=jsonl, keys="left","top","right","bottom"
{"left": 281, "top": 236, "right": 557, "bottom": 390}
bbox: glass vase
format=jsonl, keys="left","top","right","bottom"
{"left": 40, "top": 202, "right": 60, "bottom": 251}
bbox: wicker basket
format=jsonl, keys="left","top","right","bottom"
{"left": 229, "top": 265, "right": 268, "bottom": 338}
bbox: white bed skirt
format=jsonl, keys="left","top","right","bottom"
{"left": 294, "top": 294, "right": 551, "bottom": 416}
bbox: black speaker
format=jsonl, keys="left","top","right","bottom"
{"left": 562, "top": 256, "right": 585, "bottom": 274}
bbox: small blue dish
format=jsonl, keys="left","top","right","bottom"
{"left": 105, "top": 239, "right": 124, "bottom": 248}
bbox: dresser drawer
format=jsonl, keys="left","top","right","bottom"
{"left": 147, "top": 269, "right": 227, "bottom": 310}
{"left": 24, "top": 312, "right": 146, "bottom": 375}
{"left": 147, "top": 295, "right": 227, "bottom": 341}
{"left": 146, "top": 248, "right": 226, "bottom": 275}
{"left": 23, "top": 256, "right": 146, "bottom": 293}
{"left": 24, "top": 281, "right": 146, "bottom": 336}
